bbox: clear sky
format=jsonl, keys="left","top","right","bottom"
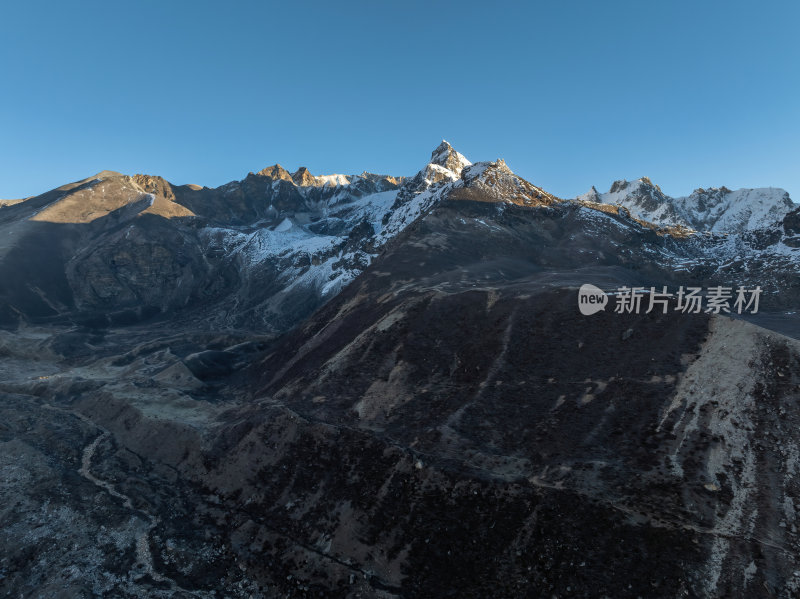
{"left": 1, "top": 1, "right": 798, "bottom": 201}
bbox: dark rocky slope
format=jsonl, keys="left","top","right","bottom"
{"left": 184, "top": 194, "right": 800, "bottom": 597}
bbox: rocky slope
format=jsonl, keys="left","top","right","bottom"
{"left": 1, "top": 142, "right": 799, "bottom": 597}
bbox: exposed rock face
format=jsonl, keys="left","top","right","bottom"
{"left": 67, "top": 214, "right": 227, "bottom": 315}
{"left": 291, "top": 166, "right": 317, "bottom": 187}
{"left": 256, "top": 163, "right": 293, "bottom": 181}
{"left": 0, "top": 143, "right": 799, "bottom": 597}
{"left": 784, "top": 206, "right": 800, "bottom": 237}
{"left": 452, "top": 159, "right": 560, "bottom": 206}
{"left": 429, "top": 139, "right": 471, "bottom": 175}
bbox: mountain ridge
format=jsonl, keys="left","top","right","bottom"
{"left": 8, "top": 142, "right": 793, "bottom": 238}
{"left": 2, "top": 142, "right": 800, "bottom": 331}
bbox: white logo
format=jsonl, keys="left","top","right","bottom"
{"left": 578, "top": 284, "right": 608, "bottom": 315}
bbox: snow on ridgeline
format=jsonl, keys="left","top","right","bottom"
{"left": 202, "top": 189, "right": 399, "bottom": 298}
{"left": 373, "top": 140, "right": 474, "bottom": 243}
{"left": 676, "top": 186, "right": 795, "bottom": 232}
{"left": 577, "top": 178, "right": 796, "bottom": 233}
{"left": 201, "top": 141, "right": 474, "bottom": 301}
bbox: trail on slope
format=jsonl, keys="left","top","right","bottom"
{"left": 44, "top": 403, "right": 199, "bottom": 595}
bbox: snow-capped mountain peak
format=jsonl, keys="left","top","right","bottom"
{"left": 675, "top": 186, "right": 795, "bottom": 232}
{"left": 429, "top": 140, "right": 471, "bottom": 177}
{"left": 588, "top": 177, "right": 669, "bottom": 206}
{"left": 577, "top": 177, "right": 796, "bottom": 233}
{"left": 406, "top": 142, "right": 473, "bottom": 190}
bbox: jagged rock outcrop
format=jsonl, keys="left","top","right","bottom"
{"left": 256, "top": 163, "right": 293, "bottom": 181}
{"left": 291, "top": 166, "right": 316, "bottom": 187}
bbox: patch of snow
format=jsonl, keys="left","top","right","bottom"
{"left": 315, "top": 174, "right": 352, "bottom": 187}
{"left": 274, "top": 217, "right": 293, "bottom": 232}
{"left": 461, "top": 162, "right": 490, "bottom": 181}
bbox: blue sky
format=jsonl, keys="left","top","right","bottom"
{"left": 1, "top": 1, "right": 798, "bottom": 201}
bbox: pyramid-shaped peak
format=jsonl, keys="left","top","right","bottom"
{"left": 430, "top": 140, "right": 471, "bottom": 176}
{"left": 258, "top": 164, "right": 293, "bottom": 181}
{"left": 292, "top": 167, "right": 316, "bottom": 186}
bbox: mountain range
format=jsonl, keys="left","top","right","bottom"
{"left": 1, "top": 142, "right": 799, "bottom": 597}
